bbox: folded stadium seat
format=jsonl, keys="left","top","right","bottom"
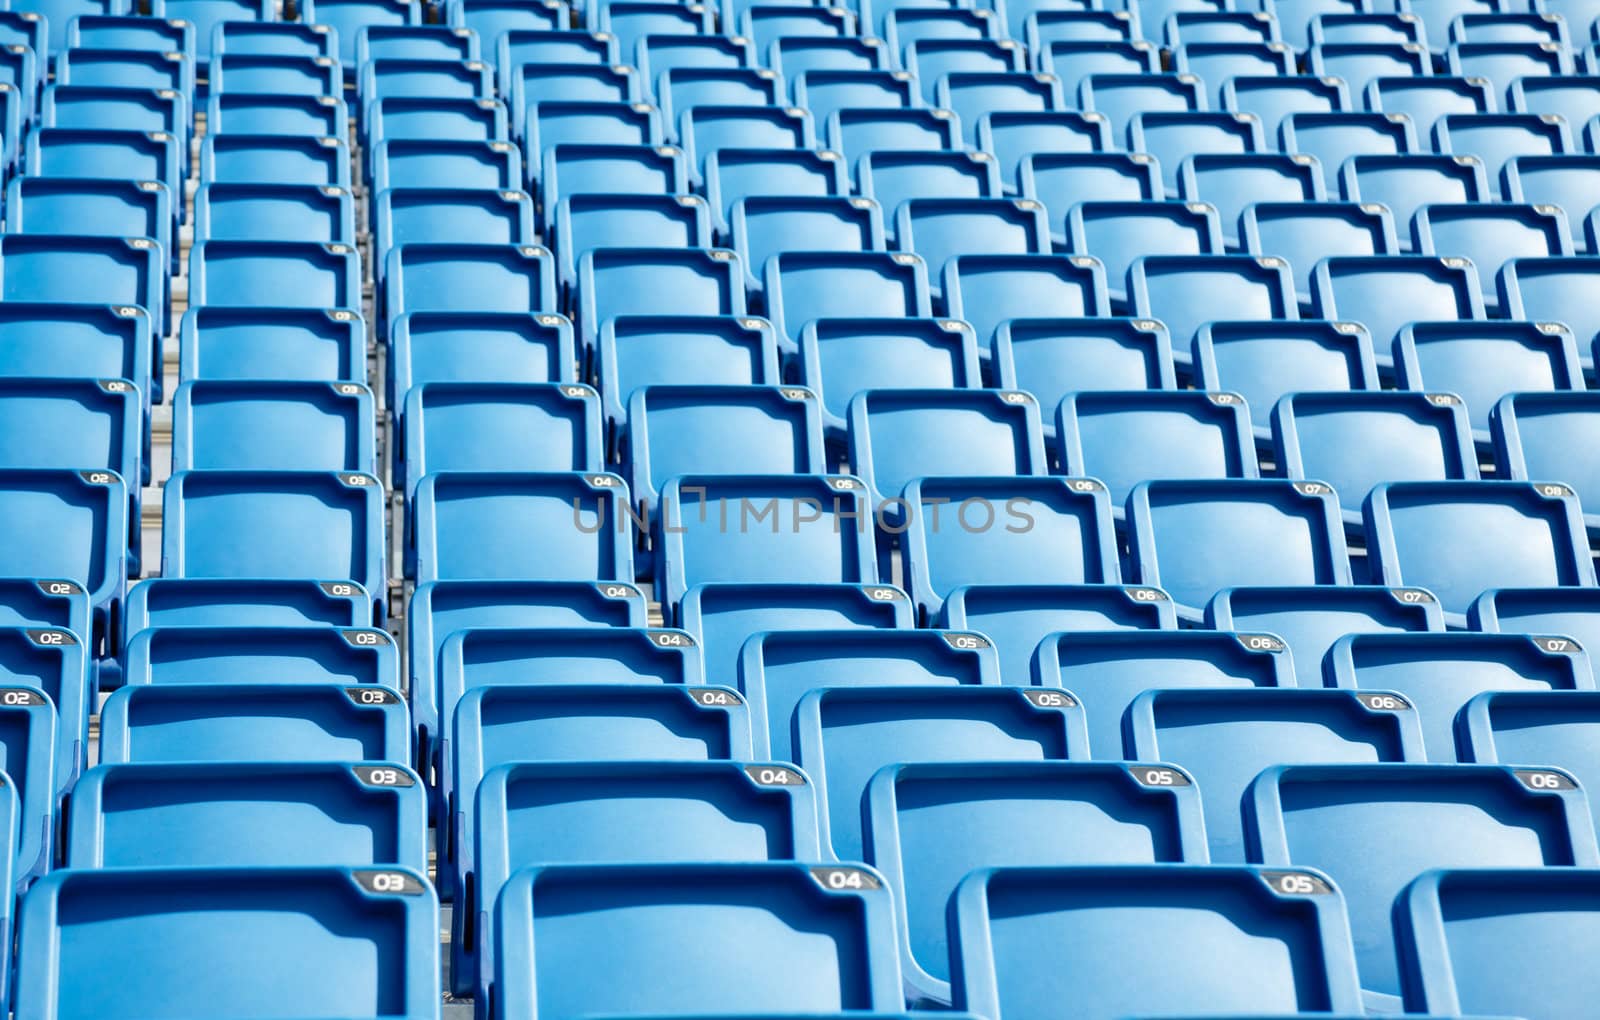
{"left": 1457, "top": 10, "right": 1573, "bottom": 46}
{"left": 193, "top": 177, "right": 355, "bottom": 249}
{"left": 1192, "top": 319, "right": 1378, "bottom": 445}
{"left": 1021, "top": 153, "right": 1161, "bottom": 247}
{"left": 1275, "top": 0, "right": 1367, "bottom": 48}
{"left": 1281, "top": 112, "right": 1421, "bottom": 192}
{"left": 210, "top": 20, "right": 337, "bottom": 60}
{"left": 366, "top": 98, "right": 507, "bottom": 166}
{"left": 210, "top": 52, "right": 340, "bottom": 96}
{"left": 1078, "top": 72, "right": 1204, "bottom": 141}
{"left": 704, "top": 147, "right": 848, "bottom": 238}
{"left": 1057, "top": 390, "right": 1258, "bottom": 516}
{"left": 200, "top": 133, "right": 352, "bottom": 188}
{"left": 123, "top": 578, "right": 369, "bottom": 647}
{"left": 953, "top": 864, "right": 1365, "bottom": 1020}
{"left": 179, "top": 306, "right": 364, "bottom": 386}
{"left": 870, "top": 761, "right": 1209, "bottom": 1007}
{"left": 1311, "top": 255, "right": 1486, "bottom": 373}
{"left": 512, "top": 62, "right": 639, "bottom": 142}
{"left": 15, "top": 865, "right": 438, "bottom": 1019}
{"left": 370, "top": 137, "right": 520, "bottom": 193}
{"left": 556, "top": 193, "right": 711, "bottom": 298}
{"left": 0, "top": 684, "right": 54, "bottom": 889}
{"left": 597, "top": 315, "right": 779, "bottom": 439}
{"left": 657, "top": 474, "right": 880, "bottom": 614}
{"left": 390, "top": 312, "right": 575, "bottom": 415}
{"left": 886, "top": 7, "right": 998, "bottom": 60}
{"left": 1395, "top": 320, "right": 1584, "bottom": 446}
{"left": 1128, "top": 254, "right": 1299, "bottom": 366}
{"left": 67, "top": 760, "right": 427, "bottom": 872}
{"left": 1436, "top": 112, "right": 1575, "bottom": 199}
{"left": 1462, "top": 690, "right": 1600, "bottom": 831}
{"left": 40, "top": 80, "right": 180, "bottom": 138}
{"left": 0, "top": 40, "right": 37, "bottom": 113}
{"left": 1337, "top": 154, "right": 1490, "bottom": 253}
{"left": 994, "top": 314, "right": 1177, "bottom": 421}
{"left": 300, "top": 0, "right": 421, "bottom": 65}
{"left": 448, "top": 0, "right": 567, "bottom": 48}
{"left": 542, "top": 142, "right": 688, "bottom": 233}
{"left": 412, "top": 470, "right": 634, "bottom": 586}
{"left": 1327, "top": 630, "right": 1592, "bottom": 762}
{"left": 742, "top": 4, "right": 855, "bottom": 56}
{"left": 161, "top": 470, "right": 383, "bottom": 621}
{"left": 793, "top": 69, "right": 916, "bottom": 132}
{"left": 361, "top": 59, "right": 495, "bottom": 130}
{"left": 1493, "top": 391, "right": 1600, "bottom": 537}
{"left": 1451, "top": 40, "right": 1572, "bottom": 104}
{"left": 0, "top": 623, "right": 88, "bottom": 795}
{"left": 0, "top": 8, "right": 47, "bottom": 67}
{"left": 1365, "top": 480, "right": 1595, "bottom": 626}
{"left": 943, "top": 253, "right": 1109, "bottom": 358}
{"left": 1128, "top": 478, "right": 1352, "bottom": 622}
{"left": 124, "top": 625, "right": 397, "bottom": 697}
{"left": 1246, "top": 762, "right": 1598, "bottom": 1012}
{"left": 731, "top": 196, "right": 884, "bottom": 297}
{"left": 1473, "top": 587, "right": 1600, "bottom": 681}
{"left": 1272, "top": 391, "right": 1479, "bottom": 531}
{"left": 979, "top": 111, "right": 1111, "bottom": 194}
{"left": 1177, "top": 153, "right": 1325, "bottom": 248}
{"left": 504, "top": 29, "right": 617, "bottom": 87}
{"left": 659, "top": 67, "right": 781, "bottom": 142}
{"left": 170, "top": 380, "right": 374, "bottom": 478}
{"left": 57, "top": 44, "right": 188, "bottom": 101}
{"left": 1027, "top": 9, "right": 1140, "bottom": 51}
{"left": 1504, "top": 154, "right": 1600, "bottom": 253}
{"left": 190, "top": 239, "right": 357, "bottom": 319}
{"left": 205, "top": 91, "right": 351, "bottom": 138}
{"left": 857, "top": 150, "right": 1003, "bottom": 245}
{"left": 1174, "top": 41, "right": 1297, "bottom": 106}
{"left": 460, "top": 760, "right": 823, "bottom": 999}
{"left": 868, "top": 0, "right": 973, "bottom": 40}
{"left": 374, "top": 188, "right": 536, "bottom": 287}
{"left": 764, "top": 250, "right": 932, "bottom": 357}
{"left": 383, "top": 243, "right": 555, "bottom": 341}
{"left": 1128, "top": 687, "right": 1424, "bottom": 866}
{"left": 491, "top": 861, "right": 900, "bottom": 1020}
{"left": 22, "top": 129, "right": 182, "bottom": 244}
{"left": 1414, "top": 202, "right": 1574, "bottom": 312}
{"left": 738, "top": 626, "right": 1000, "bottom": 760}
{"left": 905, "top": 38, "right": 1024, "bottom": 107}
{"left": 1242, "top": 202, "right": 1400, "bottom": 308}
{"left": 0, "top": 579, "right": 89, "bottom": 649}
{"left": 1130, "top": 111, "right": 1268, "bottom": 197}
{"left": 1364, "top": 76, "right": 1496, "bottom": 139}
{"left": 848, "top": 388, "right": 1049, "bottom": 527}
{"left": 679, "top": 579, "right": 911, "bottom": 680}
{"left": 0, "top": 305, "right": 153, "bottom": 423}
{"left": 936, "top": 70, "right": 1067, "bottom": 149}
{"left": 680, "top": 104, "right": 812, "bottom": 187}
{"left": 1166, "top": 9, "right": 1278, "bottom": 45}
{"left": 357, "top": 22, "right": 479, "bottom": 64}
{"left": 1222, "top": 76, "right": 1353, "bottom": 151}
{"left": 770, "top": 35, "right": 885, "bottom": 81}
{"left": 597, "top": 1, "right": 713, "bottom": 63}
{"left": 1040, "top": 40, "right": 1160, "bottom": 99}
{"left": 1312, "top": 10, "right": 1427, "bottom": 46}
{"left": 577, "top": 246, "right": 745, "bottom": 356}
{"left": 902, "top": 475, "right": 1120, "bottom": 623}
{"left": 1509, "top": 76, "right": 1600, "bottom": 147}
{"left": 1501, "top": 256, "right": 1600, "bottom": 374}
{"left": 1067, "top": 200, "right": 1225, "bottom": 309}
{"left": 6, "top": 175, "right": 174, "bottom": 281}
{"left": 1308, "top": 41, "right": 1432, "bottom": 96}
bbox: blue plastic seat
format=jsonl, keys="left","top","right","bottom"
{"left": 1453, "top": 9, "right": 1571, "bottom": 45}
{"left": 171, "top": 380, "right": 375, "bottom": 475}
{"left": 194, "top": 182, "right": 353, "bottom": 245}
{"left": 370, "top": 139, "right": 519, "bottom": 193}
{"left": 871, "top": 762, "right": 1208, "bottom": 1006}
{"left": 1461, "top": 689, "right": 1600, "bottom": 833}
{"left": 39, "top": 83, "right": 180, "bottom": 147}
{"left": 1414, "top": 202, "right": 1573, "bottom": 311}
{"left": 1130, "top": 688, "right": 1426, "bottom": 862}
{"left": 1222, "top": 75, "right": 1352, "bottom": 140}
{"left": 1436, "top": 112, "right": 1574, "bottom": 198}
{"left": 1066, "top": 201, "right": 1225, "bottom": 306}
{"left": 765, "top": 250, "right": 932, "bottom": 357}
{"left": 1508, "top": 76, "right": 1600, "bottom": 144}
{"left": 1242, "top": 202, "right": 1400, "bottom": 306}
{"left": 301, "top": 0, "right": 422, "bottom": 64}
{"left": 1129, "top": 479, "right": 1353, "bottom": 622}
{"left": 704, "top": 147, "right": 848, "bottom": 239}
{"left": 680, "top": 104, "right": 811, "bottom": 185}
{"left": 1365, "top": 480, "right": 1596, "bottom": 625}
{"left": 1273, "top": 0, "right": 1367, "bottom": 48}
{"left": 597, "top": 1, "right": 712, "bottom": 62}
{"left": 384, "top": 243, "right": 555, "bottom": 337}
{"left": 6, "top": 177, "right": 174, "bottom": 276}
{"left": 1040, "top": 40, "right": 1160, "bottom": 98}
{"left": 1274, "top": 391, "right": 1478, "bottom": 528}
{"left": 1128, "top": 254, "right": 1299, "bottom": 357}
{"left": 23, "top": 129, "right": 181, "bottom": 242}
{"left": 13, "top": 866, "right": 438, "bottom": 1020}
{"left": 123, "top": 578, "right": 369, "bottom": 641}
{"left": 1281, "top": 111, "right": 1420, "bottom": 190}
{"left": 794, "top": 69, "right": 914, "bottom": 131}
{"left": 67, "top": 761, "right": 427, "bottom": 871}
{"left": 1079, "top": 72, "right": 1204, "bottom": 140}
{"left": 1026, "top": 9, "right": 1139, "bottom": 51}
{"left": 513, "top": 63, "right": 638, "bottom": 142}
{"left": 741, "top": 4, "right": 855, "bottom": 54}
{"left": 1175, "top": 39, "right": 1295, "bottom": 100}
{"left": 858, "top": 150, "right": 1002, "bottom": 243}
{"left": 936, "top": 70, "right": 1065, "bottom": 147}
{"left": 211, "top": 52, "right": 339, "bottom": 96}
{"left": 978, "top": 111, "right": 1110, "bottom": 194}
{"left": 657, "top": 474, "right": 880, "bottom": 613}
{"left": 1208, "top": 584, "right": 1445, "bottom": 687}
{"left": 356, "top": 22, "right": 478, "bottom": 64}
{"left": 886, "top": 6, "right": 997, "bottom": 58}
{"left": 1451, "top": 40, "right": 1572, "bottom": 103}
{"left": 578, "top": 247, "right": 745, "bottom": 355}
{"left": 0, "top": 579, "right": 90, "bottom": 649}
{"left": 1130, "top": 111, "right": 1267, "bottom": 195}
{"left": 162, "top": 470, "right": 384, "bottom": 620}
{"left": 1327, "top": 631, "right": 1592, "bottom": 761}
{"left": 1396, "top": 320, "right": 1583, "bottom": 444}
{"left": 1473, "top": 587, "right": 1600, "bottom": 684}
{"left": 903, "top": 475, "right": 1120, "bottom": 623}
{"left": 556, "top": 193, "right": 711, "bottom": 296}
{"left": 1492, "top": 391, "right": 1600, "bottom": 535}
{"left": 0, "top": 683, "right": 54, "bottom": 888}
{"left": 448, "top": 0, "right": 567, "bottom": 50}
{"left": 944, "top": 254, "right": 1108, "bottom": 356}
{"left": 541, "top": 142, "right": 688, "bottom": 232}
{"left": 502, "top": 30, "right": 616, "bottom": 93}
{"left": 1503, "top": 154, "right": 1600, "bottom": 253}
{"left": 57, "top": 45, "right": 188, "bottom": 100}
{"left": 1308, "top": 40, "right": 1431, "bottom": 94}
{"left": 190, "top": 239, "right": 358, "bottom": 314}
{"left": 490, "top": 862, "right": 901, "bottom": 1020}
{"left": 770, "top": 35, "right": 884, "bottom": 81}
{"left": 731, "top": 195, "right": 883, "bottom": 296}
{"left": 1177, "top": 153, "right": 1324, "bottom": 247}
{"left": 1311, "top": 9, "right": 1425, "bottom": 46}
{"left": 179, "top": 306, "right": 365, "bottom": 385}
{"left": 1246, "top": 762, "right": 1598, "bottom": 1011}
{"left": 210, "top": 21, "right": 336, "bottom": 60}
{"left": 951, "top": 864, "right": 1365, "bottom": 1020}
{"left": 459, "top": 759, "right": 820, "bottom": 998}
{"left": 413, "top": 471, "right": 633, "bottom": 584}
{"left": 1501, "top": 256, "right": 1600, "bottom": 371}
{"left": 1022, "top": 152, "right": 1161, "bottom": 246}
{"left": 390, "top": 312, "right": 575, "bottom": 414}
{"left": 124, "top": 624, "right": 395, "bottom": 696}
{"left": 76, "top": 663, "right": 259, "bottom": 756}
{"left": 658, "top": 68, "right": 780, "bottom": 143}
{"left": 0, "top": 304, "right": 154, "bottom": 419}
{"left": 1338, "top": 154, "right": 1490, "bottom": 252}
{"left": 1058, "top": 390, "right": 1258, "bottom": 510}
{"left": 825, "top": 108, "right": 961, "bottom": 173}
{"left": 206, "top": 92, "right": 350, "bottom": 138}
{"left": 200, "top": 133, "right": 352, "bottom": 188}
{"left": 1312, "top": 255, "right": 1486, "bottom": 369}
{"left": 1365, "top": 76, "right": 1495, "bottom": 138}
{"left": 367, "top": 97, "right": 507, "bottom": 154}
{"left": 0, "top": 624, "right": 85, "bottom": 801}
{"left": 362, "top": 60, "right": 493, "bottom": 123}
{"left": 374, "top": 188, "right": 536, "bottom": 283}
{"left": 995, "top": 318, "right": 1178, "bottom": 419}
{"left": 595, "top": 315, "right": 777, "bottom": 437}
{"left": 905, "top": 38, "right": 1024, "bottom": 106}
{"left": 794, "top": 319, "right": 976, "bottom": 441}
{"left": 942, "top": 583, "right": 1175, "bottom": 684}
